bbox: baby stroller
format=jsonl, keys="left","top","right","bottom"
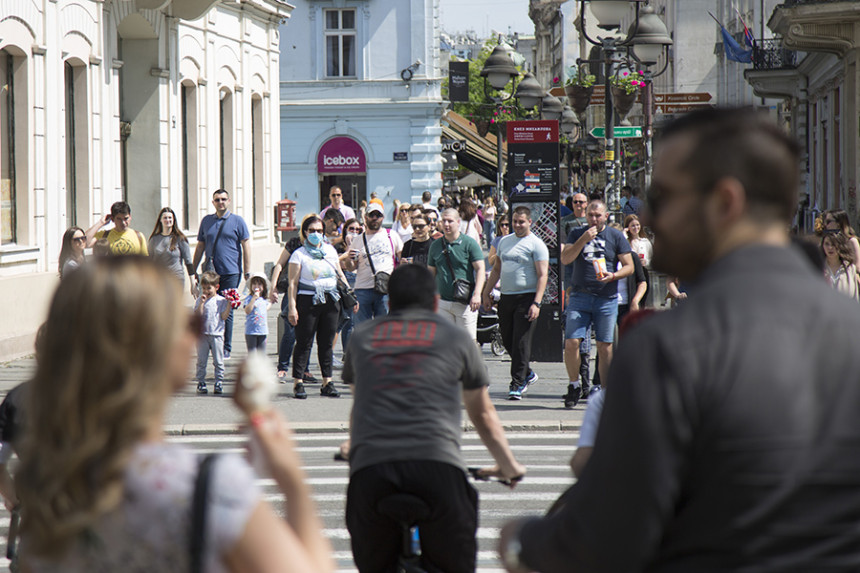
{"left": 477, "top": 288, "right": 506, "bottom": 356}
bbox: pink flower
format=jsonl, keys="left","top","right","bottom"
{"left": 622, "top": 71, "right": 629, "bottom": 76}
{"left": 638, "top": 70, "right": 645, "bottom": 75}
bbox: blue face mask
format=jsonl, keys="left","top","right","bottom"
{"left": 307, "top": 232, "right": 324, "bottom": 246}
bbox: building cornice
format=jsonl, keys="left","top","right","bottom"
{"left": 770, "top": 3, "right": 860, "bottom": 56}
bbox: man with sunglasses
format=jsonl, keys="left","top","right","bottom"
{"left": 344, "top": 202, "right": 403, "bottom": 324}
{"left": 498, "top": 108, "right": 860, "bottom": 573}
{"left": 424, "top": 209, "right": 443, "bottom": 240}
{"left": 320, "top": 186, "right": 355, "bottom": 223}
{"left": 192, "top": 189, "right": 251, "bottom": 359}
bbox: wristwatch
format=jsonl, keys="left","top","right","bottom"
{"left": 244, "top": 272, "right": 251, "bottom": 280}
{"left": 531, "top": 301, "right": 541, "bottom": 308}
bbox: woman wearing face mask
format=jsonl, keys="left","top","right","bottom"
{"left": 400, "top": 214, "right": 432, "bottom": 267}
{"left": 286, "top": 215, "right": 353, "bottom": 399}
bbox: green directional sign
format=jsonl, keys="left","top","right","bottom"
{"left": 589, "top": 126, "right": 643, "bottom": 139}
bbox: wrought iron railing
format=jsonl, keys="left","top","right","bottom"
{"left": 782, "top": 0, "right": 849, "bottom": 6}
{"left": 752, "top": 38, "right": 797, "bottom": 70}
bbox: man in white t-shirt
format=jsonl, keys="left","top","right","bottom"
{"left": 344, "top": 202, "right": 403, "bottom": 324}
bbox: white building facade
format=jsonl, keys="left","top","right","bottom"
{"left": 0, "top": 0, "right": 289, "bottom": 359}
{"left": 279, "top": 0, "right": 445, "bottom": 222}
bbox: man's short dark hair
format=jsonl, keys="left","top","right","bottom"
{"left": 512, "top": 205, "right": 531, "bottom": 219}
{"left": 110, "top": 201, "right": 131, "bottom": 216}
{"left": 658, "top": 107, "right": 800, "bottom": 222}
{"left": 213, "top": 189, "right": 229, "bottom": 199}
{"left": 388, "top": 265, "right": 437, "bottom": 312}
{"left": 422, "top": 191, "right": 431, "bottom": 202}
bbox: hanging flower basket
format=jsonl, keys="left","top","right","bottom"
{"left": 565, "top": 84, "right": 594, "bottom": 115}
{"left": 611, "top": 86, "right": 638, "bottom": 119}
{"left": 475, "top": 120, "right": 491, "bottom": 138}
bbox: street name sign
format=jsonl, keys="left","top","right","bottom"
{"left": 653, "top": 92, "right": 712, "bottom": 104}
{"left": 589, "top": 126, "right": 643, "bottom": 139}
{"left": 655, "top": 103, "right": 716, "bottom": 114}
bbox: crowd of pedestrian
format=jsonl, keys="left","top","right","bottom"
{"left": 31, "top": 106, "right": 860, "bottom": 573}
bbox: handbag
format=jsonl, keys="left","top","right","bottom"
{"left": 323, "top": 258, "right": 358, "bottom": 308}
{"left": 190, "top": 453, "right": 218, "bottom": 573}
{"left": 201, "top": 217, "right": 227, "bottom": 274}
{"left": 363, "top": 233, "right": 391, "bottom": 295}
{"left": 443, "top": 244, "right": 473, "bottom": 304}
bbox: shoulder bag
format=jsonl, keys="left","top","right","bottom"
{"left": 443, "top": 243, "right": 473, "bottom": 304}
{"left": 201, "top": 218, "right": 227, "bottom": 274}
{"left": 323, "top": 257, "right": 358, "bottom": 308}
{"left": 190, "top": 453, "right": 218, "bottom": 573}
{"left": 363, "top": 233, "right": 390, "bottom": 295}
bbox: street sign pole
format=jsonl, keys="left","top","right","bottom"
{"left": 603, "top": 41, "right": 616, "bottom": 212}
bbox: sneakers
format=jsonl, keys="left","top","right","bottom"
{"left": 196, "top": 383, "right": 208, "bottom": 395}
{"left": 320, "top": 382, "right": 341, "bottom": 398}
{"left": 294, "top": 383, "right": 307, "bottom": 399}
{"left": 508, "top": 381, "right": 524, "bottom": 400}
{"left": 524, "top": 370, "right": 538, "bottom": 392}
{"left": 224, "top": 351, "right": 231, "bottom": 360}
{"left": 332, "top": 357, "right": 344, "bottom": 369}
{"left": 563, "top": 385, "right": 581, "bottom": 409}
{"left": 302, "top": 372, "right": 318, "bottom": 383}
{"left": 214, "top": 383, "right": 223, "bottom": 395}
{"left": 277, "top": 371, "right": 289, "bottom": 384}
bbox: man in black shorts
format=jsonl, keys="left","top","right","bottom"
{"left": 344, "top": 264, "right": 525, "bottom": 573}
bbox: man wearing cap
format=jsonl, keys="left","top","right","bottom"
{"left": 344, "top": 201, "right": 403, "bottom": 324}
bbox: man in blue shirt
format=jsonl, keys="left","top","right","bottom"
{"left": 482, "top": 206, "right": 549, "bottom": 400}
{"left": 192, "top": 189, "right": 251, "bottom": 358}
{"left": 622, "top": 185, "right": 644, "bottom": 216}
{"left": 560, "top": 200, "right": 633, "bottom": 408}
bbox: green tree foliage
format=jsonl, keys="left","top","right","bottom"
{"left": 442, "top": 38, "right": 530, "bottom": 125}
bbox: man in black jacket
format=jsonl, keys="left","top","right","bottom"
{"left": 499, "top": 107, "right": 860, "bottom": 572}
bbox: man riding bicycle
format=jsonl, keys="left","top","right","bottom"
{"left": 343, "top": 264, "right": 525, "bottom": 572}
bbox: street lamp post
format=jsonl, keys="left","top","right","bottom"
{"left": 628, "top": 5, "right": 672, "bottom": 189}
{"left": 480, "top": 44, "right": 520, "bottom": 201}
{"left": 577, "top": 0, "right": 646, "bottom": 215}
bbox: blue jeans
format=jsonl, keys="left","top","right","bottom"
{"left": 355, "top": 289, "right": 388, "bottom": 325}
{"left": 218, "top": 273, "right": 240, "bottom": 354}
{"left": 483, "top": 219, "right": 495, "bottom": 248}
{"left": 565, "top": 292, "right": 618, "bottom": 343}
{"left": 338, "top": 270, "right": 357, "bottom": 353}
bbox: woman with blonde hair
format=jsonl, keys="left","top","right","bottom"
{"left": 17, "top": 256, "right": 333, "bottom": 573}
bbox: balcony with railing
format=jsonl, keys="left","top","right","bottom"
{"left": 752, "top": 38, "right": 797, "bottom": 71}
{"left": 782, "top": 0, "right": 850, "bottom": 6}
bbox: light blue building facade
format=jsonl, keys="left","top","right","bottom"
{"left": 279, "top": 0, "right": 445, "bottom": 222}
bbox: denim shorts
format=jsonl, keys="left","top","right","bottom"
{"left": 565, "top": 291, "right": 618, "bottom": 343}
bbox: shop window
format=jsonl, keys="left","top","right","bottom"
{"left": 324, "top": 9, "right": 356, "bottom": 78}
{"left": 251, "top": 95, "right": 264, "bottom": 226}
{"left": 65, "top": 60, "right": 90, "bottom": 229}
{"left": 181, "top": 83, "right": 199, "bottom": 230}
{"left": 219, "top": 88, "right": 234, "bottom": 191}
{"left": 0, "top": 50, "right": 28, "bottom": 245}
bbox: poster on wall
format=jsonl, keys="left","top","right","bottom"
{"left": 506, "top": 120, "right": 559, "bottom": 200}
{"left": 448, "top": 62, "right": 470, "bottom": 103}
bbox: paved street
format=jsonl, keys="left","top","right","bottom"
{"left": 0, "top": 429, "right": 580, "bottom": 572}
{"left": 0, "top": 303, "right": 588, "bottom": 432}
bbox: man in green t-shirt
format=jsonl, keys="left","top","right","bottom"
{"left": 427, "top": 208, "right": 485, "bottom": 340}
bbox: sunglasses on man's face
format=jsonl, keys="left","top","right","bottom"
{"left": 413, "top": 224, "right": 427, "bottom": 229}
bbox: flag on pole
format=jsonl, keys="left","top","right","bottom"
{"left": 734, "top": 7, "right": 755, "bottom": 48}
{"left": 709, "top": 11, "right": 752, "bottom": 64}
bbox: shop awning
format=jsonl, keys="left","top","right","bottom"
{"left": 441, "top": 111, "right": 506, "bottom": 183}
